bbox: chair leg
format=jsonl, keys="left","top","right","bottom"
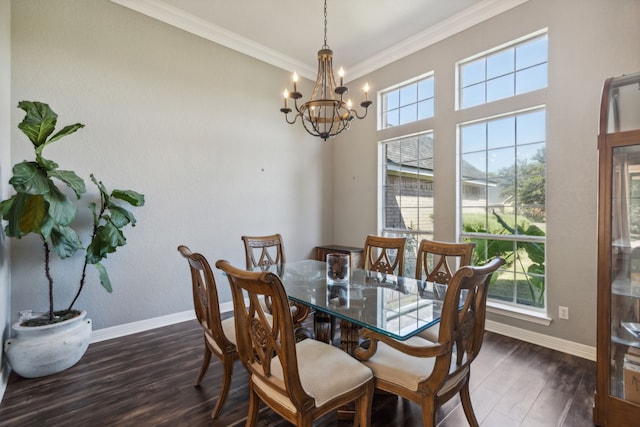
{"left": 354, "top": 380, "right": 374, "bottom": 427}
{"left": 459, "top": 380, "right": 480, "bottom": 427}
{"left": 246, "top": 383, "right": 260, "bottom": 427}
{"left": 210, "top": 352, "right": 235, "bottom": 419}
{"left": 194, "top": 344, "right": 212, "bottom": 386}
{"left": 421, "top": 399, "right": 437, "bottom": 427}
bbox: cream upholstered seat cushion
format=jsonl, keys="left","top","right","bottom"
{"left": 361, "top": 336, "right": 436, "bottom": 392}
{"left": 361, "top": 335, "right": 468, "bottom": 397}
{"left": 252, "top": 338, "right": 372, "bottom": 412}
{"left": 417, "top": 323, "right": 440, "bottom": 342}
{"left": 362, "top": 335, "right": 468, "bottom": 395}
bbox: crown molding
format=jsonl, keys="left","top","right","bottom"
{"left": 110, "top": 0, "right": 528, "bottom": 82}
{"left": 348, "top": 0, "right": 529, "bottom": 81}
{"left": 109, "top": 0, "right": 316, "bottom": 79}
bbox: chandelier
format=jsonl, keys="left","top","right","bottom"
{"left": 280, "top": 0, "right": 372, "bottom": 141}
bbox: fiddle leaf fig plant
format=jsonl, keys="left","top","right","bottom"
{"left": 0, "top": 101, "right": 145, "bottom": 325}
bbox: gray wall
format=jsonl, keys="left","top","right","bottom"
{"left": 9, "top": 0, "right": 333, "bottom": 330}
{"left": 332, "top": 0, "right": 640, "bottom": 346}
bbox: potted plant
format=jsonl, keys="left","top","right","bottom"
{"left": 0, "top": 101, "right": 145, "bottom": 377}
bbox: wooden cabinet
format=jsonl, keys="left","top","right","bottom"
{"left": 595, "top": 71, "right": 640, "bottom": 426}
{"left": 315, "top": 244, "right": 363, "bottom": 268}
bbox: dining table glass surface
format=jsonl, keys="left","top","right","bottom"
{"left": 256, "top": 259, "right": 452, "bottom": 341}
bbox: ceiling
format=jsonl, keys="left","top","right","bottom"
{"left": 110, "top": 0, "right": 527, "bottom": 82}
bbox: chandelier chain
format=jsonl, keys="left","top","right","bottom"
{"left": 323, "top": 0, "right": 328, "bottom": 48}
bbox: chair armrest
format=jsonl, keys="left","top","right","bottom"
{"left": 355, "top": 329, "right": 449, "bottom": 361}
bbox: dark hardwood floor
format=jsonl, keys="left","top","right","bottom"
{"left": 0, "top": 318, "right": 595, "bottom": 426}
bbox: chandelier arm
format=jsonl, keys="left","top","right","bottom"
{"left": 283, "top": 112, "right": 302, "bottom": 125}
{"left": 351, "top": 108, "right": 370, "bottom": 120}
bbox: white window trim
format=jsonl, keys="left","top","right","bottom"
{"left": 487, "top": 300, "right": 552, "bottom": 326}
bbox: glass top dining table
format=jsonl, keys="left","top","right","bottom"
{"left": 258, "top": 259, "right": 449, "bottom": 341}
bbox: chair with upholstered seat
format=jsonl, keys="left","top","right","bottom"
{"left": 241, "top": 234, "right": 311, "bottom": 335}
{"left": 177, "top": 245, "right": 238, "bottom": 419}
{"left": 415, "top": 239, "right": 475, "bottom": 342}
{"left": 355, "top": 257, "right": 505, "bottom": 427}
{"left": 215, "top": 259, "right": 374, "bottom": 427}
{"left": 362, "top": 235, "right": 407, "bottom": 274}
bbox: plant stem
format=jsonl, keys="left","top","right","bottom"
{"left": 43, "top": 239, "right": 54, "bottom": 320}
{"left": 68, "top": 189, "right": 107, "bottom": 310}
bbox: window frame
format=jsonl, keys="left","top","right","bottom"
{"left": 378, "top": 72, "right": 435, "bottom": 130}
{"left": 455, "top": 28, "right": 548, "bottom": 111}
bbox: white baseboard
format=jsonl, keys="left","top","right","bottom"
{"left": 90, "top": 301, "right": 234, "bottom": 343}
{"left": 89, "top": 304, "right": 596, "bottom": 362}
{"left": 485, "top": 319, "right": 596, "bottom": 361}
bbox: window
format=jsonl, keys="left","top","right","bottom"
{"left": 459, "top": 108, "right": 546, "bottom": 309}
{"left": 381, "top": 132, "right": 434, "bottom": 275}
{"left": 380, "top": 74, "right": 434, "bottom": 129}
{"left": 458, "top": 33, "right": 548, "bottom": 109}
{"left": 376, "top": 30, "right": 548, "bottom": 317}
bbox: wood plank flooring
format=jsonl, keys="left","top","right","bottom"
{"left": 0, "top": 319, "right": 595, "bottom": 426}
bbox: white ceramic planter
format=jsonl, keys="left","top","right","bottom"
{"left": 4, "top": 310, "right": 92, "bottom": 378}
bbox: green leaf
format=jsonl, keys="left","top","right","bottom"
{"left": 19, "top": 194, "right": 47, "bottom": 235}
{"left": 112, "top": 189, "right": 145, "bottom": 207}
{"left": 1, "top": 193, "right": 48, "bottom": 238}
{"left": 9, "top": 162, "right": 51, "bottom": 195}
{"left": 43, "top": 185, "right": 77, "bottom": 227}
{"left": 47, "top": 123, "right": 85, "bottom": 144}
{"left": 100, "top": 221, "right": 126, "bottom": 249}
{"left": 50, "top": 225, "right": 83, "bottom": 259}
{"left": 523, "top": 241, "right": 545, "bottom": 265}
{"left": 90, "top": 174, "right": 109, "bottom": 203}
{"left": 88, "top": 202, "right": 98, "bottom": 224}
{"left": 48, "top": 170, "right": 86, "bottom": 199}
{"left": 17, "top": 101, "right": 58, "bottom": 147}
{"left": 0, "top": 196, "right": 14, "bottom": 219}
{"left": 86, "top": 222, "right": 126, "bottom": 264}
{"left": 39, "top": 215, "right": 54, "bottom": 242}
{"left": 93, "top": 263, "right": 112, "bottom": 293}
{"left": 109, "top": 206, "right": 136, "bottom": 228}
{"left": 36, "top": 157, "right": 59, "bottom": 171}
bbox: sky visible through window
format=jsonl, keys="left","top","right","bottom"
{"left": 460, "top": 34, "right": 548, "bottom": 109}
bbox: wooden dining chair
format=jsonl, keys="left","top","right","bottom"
{"left": 241, "top": 233, "right": 286, "bottom": 273}
{"left": 215, "top": 260, "right": 375, "bottom": 427}
{"left": 362, "top": 235, "right": 407, "bottom": 275}
{"left": 415, "top": 239, "right": 475, "bottom": 342}
{"left": 177, "top": 245, "right": 238, "bottom": 419}
{"left": 355, "top": 257, "right": 505, "bottom": 427}
{"left": 241, "top": 234, "right": 311, "bottom": 336}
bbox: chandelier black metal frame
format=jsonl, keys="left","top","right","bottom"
{"left": 280, "top": 0, "right": 372, "bottom": 141}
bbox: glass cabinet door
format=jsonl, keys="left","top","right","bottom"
{"left": 611, "top": 144, "right": 640, "bottom": 403}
